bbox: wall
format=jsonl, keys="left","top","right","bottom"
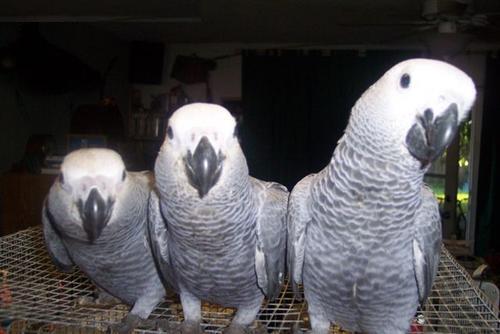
{"left": 133, "top": 44, "right": 243, "bottom": 109}
{"left": 0, "top": 24, "right": 28, "bottom": 172}
{"left": 43, "top": 24, "right": 130, "bottom": 119}
{"left": 0, "top": 23, "right": 129, "bottom": 173}
{"left": 0, "top": 72, "right": 28, "bottom": 172}
{"left": 135, "top": 43, "right": 487, "bottom": 108}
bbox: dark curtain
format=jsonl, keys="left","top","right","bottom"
{"left": 475, "top": 54, "right": 500, "bottom": 256}
{"left": 241, "top": 50, "right": 421, "bottom": 189}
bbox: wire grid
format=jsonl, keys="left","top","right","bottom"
{"left": 0, "top": 227, "right": 499, "bottom": 334}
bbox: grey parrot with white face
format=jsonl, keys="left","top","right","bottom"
{"left": 148, "top": 103, "right": 288, "bottom": 334}
{"left": 42, "top": 148, "right": 166, "bottom": 334}
{"left": 288, "top": 59, "right": 476, "bottom": 334}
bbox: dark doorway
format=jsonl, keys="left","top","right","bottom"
{"left": 241, "top": 49, "right": 421, "bottom": 189}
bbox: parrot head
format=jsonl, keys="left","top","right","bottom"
{"left": 160, "top": 103, "right": 239, "bottom": 198}
{"left": 59, "top": 148, "right": 127, "bottom": 243}
{"left": 353, "top": 58, "right": 476, "bottom": 168}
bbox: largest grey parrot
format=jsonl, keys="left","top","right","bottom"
{"left": 42, "top": 148, "right": 166, "bottom": 333}
{"left": 148, "top": 103, "right": 288, "bottom": 333}
{"left": 288, "top": 59, "right": 476, "bottom": 334}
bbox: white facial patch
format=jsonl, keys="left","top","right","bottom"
{"left": 356, "top": 58, "right": 476, "bottom": 142}
{"left": 61, "top": 148, "right": 125, "bottom": 186}
{"left": 384, "top": 58, "right": 476, "bottom": 122}
{"left": 165, "top": 103, "right": 237, "bottom": 153}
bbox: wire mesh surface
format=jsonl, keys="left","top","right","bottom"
{"left": 1, "top": 227, "right": 499, "bottom": 334}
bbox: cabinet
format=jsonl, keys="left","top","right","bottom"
{"left": 0, "top": 173, "right": 56, "bottom": 236}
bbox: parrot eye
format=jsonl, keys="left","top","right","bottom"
{"left": 167, "top": 126, "right": 174, "bottom": 140}
{"left": 400, "top": 73, "right": 411, "bottom": 88}
{"left": 122, "top": 170, "right": 126, "bottom": 181}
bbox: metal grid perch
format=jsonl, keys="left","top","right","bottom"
{"left": 1, "top": 227, "right": 499, "bottom": 333}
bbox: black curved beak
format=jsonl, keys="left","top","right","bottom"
{"left": 77, "top": 188, "right": 114, "bottom": 243}
{"left": 184, "top": 136, "right": 224, "bottom": 198}
{"left": 406, "top": 103, "right": 459, "bottom": 168}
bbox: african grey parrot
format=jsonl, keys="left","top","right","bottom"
{"left": 148, "top": 103, "right": 288, "bottom": 334}
{"left": 42, "top": 148, "right": 165, "bottom": 333}
{"left": 288, "top": 59, "right": 476, "bottom": 334}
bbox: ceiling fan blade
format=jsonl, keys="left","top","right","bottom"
{"left": 0, "top": 16, "right": 202, "bottom": 22}
{"left": 377, "top": 24, "right": 437, "bottom": 44}
{"left": 476, "top": 12, "right": 500, "bottom": 16}
{"left": 483, "top": 24, "right": 500, "bottom": 31}
{"left": 337, "top": 20, "right": 435, "bottom": 27}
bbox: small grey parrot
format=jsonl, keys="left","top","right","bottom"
{"left": 42, "top": 148, "right": 165, "bottom": 333}
{"left": 288, "top": 59, "right": 476, "bottom": 334}
{"left": 149, "top": 103, "right": 288, "bottom": 334}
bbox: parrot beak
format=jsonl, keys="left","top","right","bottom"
{"left": 405, "top": 102, "right": 459, "bottom": 168}
{"left": 78, "top": 188, "right": 114, "bottom": 243}
{"left": 184, "top": 136, "right": 224, "bottom": 198}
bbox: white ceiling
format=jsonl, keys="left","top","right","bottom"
{"left": 2, "top": 0, "right": 500, "bottom": 45}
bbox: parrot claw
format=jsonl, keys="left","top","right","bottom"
{"left": 154, "top": 318, "right": 173, "bottom": 332}
{"left": 222, "top": 324, "right": 252, "bottom": 334}
{"left": 292, "top": 323, "right": 308, "bottom": 334}
{"left": 77, "top": 290, "right": 120, "bottom": 308}
{"left": 107, "top": 314, "right": 141, "bottom": 334}
{"left": 76, "top": 296, "right": 95, "bottom": 305}
{"left": 252, "top": 323, "right": 268, "bottom": 334}
{"left": 179, "top": 320, "right": 203, "bottom": 334}
{"left": 95, "top": 290, "right": 121, "bottom": 305}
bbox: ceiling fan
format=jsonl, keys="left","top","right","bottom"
{"left": 404, "top": 0, "right": 500, "bottom": 36}
{"left": 342, "top": 0, "right": 500, "bottom": 55}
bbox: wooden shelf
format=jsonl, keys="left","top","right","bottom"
{"left": 128, "top": 111, "right": 167, "bottom": 141}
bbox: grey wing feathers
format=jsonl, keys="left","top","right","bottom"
{"left": 413, "top": 186, "right": 442, "bottom": 304}
{"left": 287, "top": 173, "right": 315, "bottom": 299}
{"left": 253, "top": 179, "right": 289, "bottom": 300}
{"left": 147, "top": 190, "right": 177, "bottom": 291}
{"left": 42, "top": 201, "right": 74, "bottom": 272}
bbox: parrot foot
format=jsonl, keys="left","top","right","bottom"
{"left": 107, "top": 314, "right": 141, "bottom": 334}
{"left": 292, "top": 324, "right": 303, "bottom": 334}
{"left": 178, "top": 320, "right": 203, "bottom": 334}
{"left": 252, "top": 323, "right": 268, "bottom": 334}
{"left": 77, "top": 290, "right": 120, "bottom": 308}
{"left": 76, "top": 296, "right": 95, "bottom": 305}
{"left": 154, "top": 318, "right": 173, "bottom": 332}
{"left": 222, "top": 324, "right": 252, "bottom": 334}
{"left": 95, "top": 290, "right": 121, "bottom": 305}
{"left": 291, "top": 323, "right": 312, "bottom": 334}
